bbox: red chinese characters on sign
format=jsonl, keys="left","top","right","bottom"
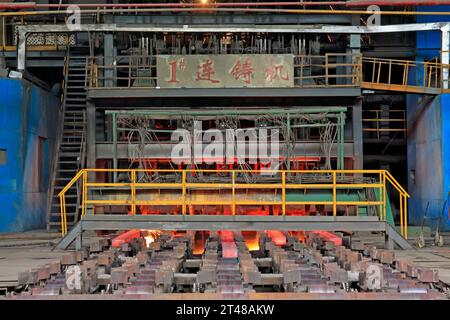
{"left": 167, "top": 58, "right": 187, "bottom": 84}
{"left": 196, "top": 59, "right": 220, "bottom": 83}
{"left": 265, "top": 61, "right": 289, "bottom": 82}
{"left": 230, "top": 58, "right": 255, "bottom": 84}
{"left": 159, "top": 55, "right": 294, "bottom": 88}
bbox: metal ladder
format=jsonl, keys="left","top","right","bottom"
{"left": 46, "top": 47, "right": 88, "bottom": 232}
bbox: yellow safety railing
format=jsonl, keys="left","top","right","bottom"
{"left": 362, "top": 57, "right": 448, "bottom": 94}
{"left": 58, "top": 169, "right": 410, "bottom": 239}
{"left": 362, "top": 109, "right": 407, "bottom": 139}
{"left": 86, "top": 53, "right": 362, "bottom": 89}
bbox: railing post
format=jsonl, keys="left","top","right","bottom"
{"left": 131, "top": 170, "right": 136, "bottom": 215}
{"left": 377, "top": 61, "right": 382, "bottom": 84}
{"left": 182, "top": 171, "right": 186, "bottom": 215}
{"left": 232, "top": 171, "right": 236, "bottom": 215}
{"left": 404, "top": 62, "right": 409, "bottom": 86}
{"left": 282, "top": 171, "right": 286, "bottom": 216}
{"left": 59, "top": 194, "right": 66, "bottom": 236}
{"left": 399, "top": 193, "right": 404, "bottom": 236}
{"left": 383, "top": 171, "right": 387, "bottom": 220}
{"left": 82, "top": 170, "right": 87, "bottom": 217}
{"left": 404, "top": 194, "right": 408, "bottom": 239}
{"left": 379, "top": 172, "right": 383, "bottom": 221}
{"left": 388, "top": 60, "right": 392, "bottom": 85}
{"left": 332, "top": 171, "right": 337, "bottom": 217}
{"left": 372, "top": 59, "right": 376, "bottom": 83}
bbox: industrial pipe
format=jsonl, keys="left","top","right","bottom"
{"left": 0, "top": 2, "right": 347, "bottom": 10}
{"left": 2, "top": 7, "right": 450, "bottom": 17}
{"left": 2, "top": 1, "right": 450, "bottom": 11}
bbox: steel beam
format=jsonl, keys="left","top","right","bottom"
{"left": 79, "top": 215, "right": 385, "bottom": 232}
{"left": 87, "top": 88, "right": 362, "bottom": 99}
{"left": 57, "top": 215, "right": 411, "bottom": 250}
{"left": 17, "top": 22, "right": 447, "bottom": 36}
{"left": 105, "top": 106, "right": 348, "bottom": 116}
{"left": 111, "top": 14, "right": 352, "bottom": 25}
{"left": 95, "top": 142, "right": 355, "bottom": 160}
{"left": 17, "top": 22, "right": 449, "bottom": 71}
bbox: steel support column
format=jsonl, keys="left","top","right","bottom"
{"left": 352, "top": 99, "right": 364, "bottom": 170}
{"left": 442, "top": 24, "right": 449, "bottom": 89}
{"left": 112, "top": 113, "right": 118, "bottom": 182}
{"left": 86, "top": 101, "right": 96, "bottom": 176}
{"left": 349, "top": 16, "right": 363, "bottom": 170}
{"left": 103, "top": 32, "right": 115, "bottom": 87}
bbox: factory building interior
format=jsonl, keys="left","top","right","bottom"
{"left": 0, "top": 0, "right": 450, "bottom": 301}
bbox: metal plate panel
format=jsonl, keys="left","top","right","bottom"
{"left": 156, "top": 54, "right": 294, "bottom": 88}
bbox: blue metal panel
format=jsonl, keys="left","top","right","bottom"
{"left": 441, "top": 94, "right": 450, "bottom": 231}
{"left": 416, "top": 6, "right": 450, "bottom": 60}
{"left": 406, "top": 6, "right": 450, "bottom": 231}
{"left": 407, "top": 95, "right": 444, "bottom": 229}
{"left": 0, "top": 78, "right": 59, "bottom": 233}
{"left": 0, "top": 79, "right": 24, "bottom": 232}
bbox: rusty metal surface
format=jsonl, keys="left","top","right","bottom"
{"left": 6, "top": 292, "right": 446, "bottom": 300}
{"left": 4, "top": 230, "right": 449, "bottom": 300}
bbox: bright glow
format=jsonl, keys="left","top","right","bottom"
{"left": 144, "top": 235, "right": 154, "bottom": 247}
{"left": 242, "top": 231, "right": 260, "bottom": 251}
{"left": 143, "top": 230, "right": 161, "bottom": 247}
{"left": 200, "top": 0, "right": 208, "bottom": 4}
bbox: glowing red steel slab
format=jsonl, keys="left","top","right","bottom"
{"left": 219, "top": 230, "right": 235, "bottom": 243}
{"left": 112, "top": 230, "right": 141, "bottom": 248}
{"left": 222, "top": 242, "right": 238, "bottom": 259}
{"left": 218, "top": 231, "right": 238, "bottom": 258}
{"left": 309, "top": 231, "right": 342, "bottom": 246}
{"left": 266, "top": 230, "right": 287, "bottom": 246}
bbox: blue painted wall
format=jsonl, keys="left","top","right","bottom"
{"left": 441, "top": 94, "right": 450, "bottom": 231}
{"left": 406, "top": 6, "right": 450, "bottom": 231}
{"left": 416, "top": 5, "right": 450, "bottom": 60}
{"left": 0, "top": 78, "right": 60, "bottom": 232}
{"left": 407, "top": 94, "right": 449, "bottom": 230}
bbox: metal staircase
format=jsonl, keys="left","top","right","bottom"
{"left": 47, "top": 47, "right": 88, "bottom": 232}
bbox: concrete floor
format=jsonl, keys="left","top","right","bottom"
{"left": 0, "top": 231, "right": 65, "bottom": 288}
{"left": 0, "top": 230, "right": 449, "bottom": 288}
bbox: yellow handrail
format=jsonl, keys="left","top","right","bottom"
{"left": 384, "top": 170, "right": 410, "bottom": 197}
{"left": 58, "top": 170, "right": 84, "bottom": 236}
{"left": 362, "top": 56, "right": 449, "bottom": 94}
{"left": 59, "top": 169, "right": 409, "bottom": 240}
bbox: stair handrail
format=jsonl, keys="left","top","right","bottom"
{"left": 383, "top": 170, "right": 410, "bottom": 239}
{"left": 46, "top": 47, "right": 70, "bottom": 230}
{"left": 384, "top": 170, "right": 410, "bottom": 198}
{"left": 74, "top": 110, "right": 87, "bottom": 226}
{"left": 59, "top": 169, "right": 84, "bottom": 236}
